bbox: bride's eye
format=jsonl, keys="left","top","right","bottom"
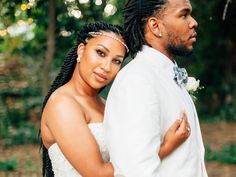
{"left": 96, "top": 50, "right": 105, "bottom": 57}
{"left": 112, "top": 59, "right": 123, "bottom": 65}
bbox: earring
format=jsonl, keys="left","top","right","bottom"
{"left": 159, "top": 33, "right": 162, "bottom": 37}
{"left": 77, "top": 56, "right": 80, "bottom": 62}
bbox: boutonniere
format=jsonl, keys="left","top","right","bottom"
{"left": 185, "top": 77, "right": 203, "bottom": 101}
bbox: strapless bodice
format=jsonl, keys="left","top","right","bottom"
{"left": 48, "top": 123, "right": 109, "bottom": 177}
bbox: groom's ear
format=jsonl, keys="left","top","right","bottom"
{"left": 77, "top": 43, "right": 85, "bottom": 58}
{"left": 146, "top": 17, "right": 163, "bottom": 37}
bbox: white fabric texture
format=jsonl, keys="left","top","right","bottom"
{"left": 48, "top": 123, "right": 109, "bottom": 177}
{"left": 104, "top": 45, "right": 208, "bottom": 177}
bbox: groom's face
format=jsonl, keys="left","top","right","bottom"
{"left": 161, "top": 0, "right": 198, "bottom": 56}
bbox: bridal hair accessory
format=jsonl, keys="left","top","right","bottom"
{"left": 173, "top": 63, "right": 188, "bottom": 86}
{"left": 88, "top": 32, "right": 129, "bottom": 53}
{"left": 76, "top": 56, "right": 80, "bottom": 62}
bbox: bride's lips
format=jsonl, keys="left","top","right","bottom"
{"left": 94, "top": 72, "right": 108, "bottom": 82}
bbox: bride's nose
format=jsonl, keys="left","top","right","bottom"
{"left": 100, "top": 59, "right": 112, "bottom": 72}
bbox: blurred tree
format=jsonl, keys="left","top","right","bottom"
{"left": 43, "top": 0, "right": 56, "bottom": 96}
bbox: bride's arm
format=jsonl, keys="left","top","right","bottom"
{"left": 44, "top": 95, "right": 114, "bottom": 177}
{"left": 158, "top": 112, "right": 190, "bottom": 160}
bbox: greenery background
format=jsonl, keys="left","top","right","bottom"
{"left": 0, "top": 0, "right": 235, "bottom": 176}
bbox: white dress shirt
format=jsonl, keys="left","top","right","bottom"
{"left": 104, "top": 45, "right": 208, "bottom": 177}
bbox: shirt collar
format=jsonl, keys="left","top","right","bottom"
{"left": 140, "top": 45, "right": 175, "bottom": 76}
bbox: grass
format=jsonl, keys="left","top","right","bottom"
{"left": 205, "top": 143, "right": 236, "bottom": 164}
{"left": 0, "top": 158, "right": 18, "bottom": 171}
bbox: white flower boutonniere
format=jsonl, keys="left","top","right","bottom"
{"left": 185, "top": 77, "right": 200, "bottom": 92}
{"left": 185, "top": 77, "right": 203, "bottom": 101}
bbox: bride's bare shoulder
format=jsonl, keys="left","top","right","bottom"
{"left": 43, "top": 87, "right": 84, "bottom": 120}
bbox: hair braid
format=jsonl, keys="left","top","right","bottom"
{"left": 42, "top": 146, "right": 53, "bottom": 177}
{"left": 124, "top": 0, "right": 167, "bottom": 56}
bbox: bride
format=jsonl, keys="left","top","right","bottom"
{"left": 40, "top": 22, "right": 190, "bottom": 177}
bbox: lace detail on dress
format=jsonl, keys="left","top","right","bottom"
{"left": 48, "top": 123, "right": 109, "bottom": 177}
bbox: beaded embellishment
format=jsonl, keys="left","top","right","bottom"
{"left": 88, "top": 31, "right": 129, "bottom": 52}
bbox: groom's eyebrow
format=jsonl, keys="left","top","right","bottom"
{"left": 178, "top": 7, "right": 192, "bottom": 14}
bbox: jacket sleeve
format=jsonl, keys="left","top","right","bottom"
{"left": 104, "top": 72, "right": 162, "bottom": 177}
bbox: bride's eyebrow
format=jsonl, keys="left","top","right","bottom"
{"left": 96, "top": 44, "right": 125, "bottom": 58}
{"left": 96, "top": 44, "right": 110, "bottom": 52}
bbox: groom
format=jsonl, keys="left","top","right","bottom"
{"left": 104, "top": 0, "right": 208, "bottom": 177}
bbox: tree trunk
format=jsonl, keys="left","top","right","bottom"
{"left": 225, "top": 39, "right": 236, "bottom": 83}
{"left": 42, "top": 0, "right": 56, "bottom": 96}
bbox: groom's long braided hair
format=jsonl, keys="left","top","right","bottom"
{"left": 124, "top": 0, "right": 168, "bottom": 56}
{"left": 39, "top": 21, "right": 125, "bottom": 177}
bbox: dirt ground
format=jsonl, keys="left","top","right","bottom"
{"left": 0, "top": 121, "right": 236, "bottom": 177}
{"left": 201, "top": 121, "right": 236, "bottom": 177}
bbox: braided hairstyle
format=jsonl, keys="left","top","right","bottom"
{"left": 39, "top": 21, "right": 125, "bottom": 177}
{"left": 124, "top": 0, "right": 168, "bottom": 56}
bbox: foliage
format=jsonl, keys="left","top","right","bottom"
{"left": 1, "top": 122, "right": 38, "bottom": 146}
{"left": 0, "top": 53, "right": 42, "bottom": 141}
{"left": 219, "top": 79, "right": 236, "bottom": 121}
{"left": 178, "top": 0, "right": 236, "bottom": 120}
{"left": 0, "top": 158, "right": 18, "bottom": 171}
{"left": 205, "top": 143, "right": 236, "bottom": 164}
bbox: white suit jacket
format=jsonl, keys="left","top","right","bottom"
{"left": 104, "top": 45, "right": 208, "bottom": 177}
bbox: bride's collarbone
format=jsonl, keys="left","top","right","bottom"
{"left": 73, "top": 95, "right": 104, "bottom": 123}
{"left": 79, "top": 102, "right": 104, "bottom": 124}
{"left": 84, "top": 109, "right": 104, "bottom": 124}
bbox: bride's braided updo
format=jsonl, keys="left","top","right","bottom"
{"left": 40, "top": 21, "right": 126, "bottom": 177}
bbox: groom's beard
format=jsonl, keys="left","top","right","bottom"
{"left": 166, "top": 32, "right": 194, "bottom": 57}
{"left": 167, "top": 44, "right": 193, "bottom": 57}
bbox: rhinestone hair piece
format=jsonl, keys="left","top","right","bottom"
{"left": 88, "top": 31, "right": 129, "bottom": 53}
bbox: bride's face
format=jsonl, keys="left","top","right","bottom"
{"left": 77, "top": 32, "right": 126, "bottom": 90}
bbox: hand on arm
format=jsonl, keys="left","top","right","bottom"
{"left": 158, "top": 112, "right": 190, "bottom": 160}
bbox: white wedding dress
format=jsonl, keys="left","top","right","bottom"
{"left": 48, "top": 123, "right": 110, "bottom": 177}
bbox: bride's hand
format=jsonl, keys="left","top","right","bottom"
{"left": 159, "top": 112, "right": 190, "bottom": 159}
